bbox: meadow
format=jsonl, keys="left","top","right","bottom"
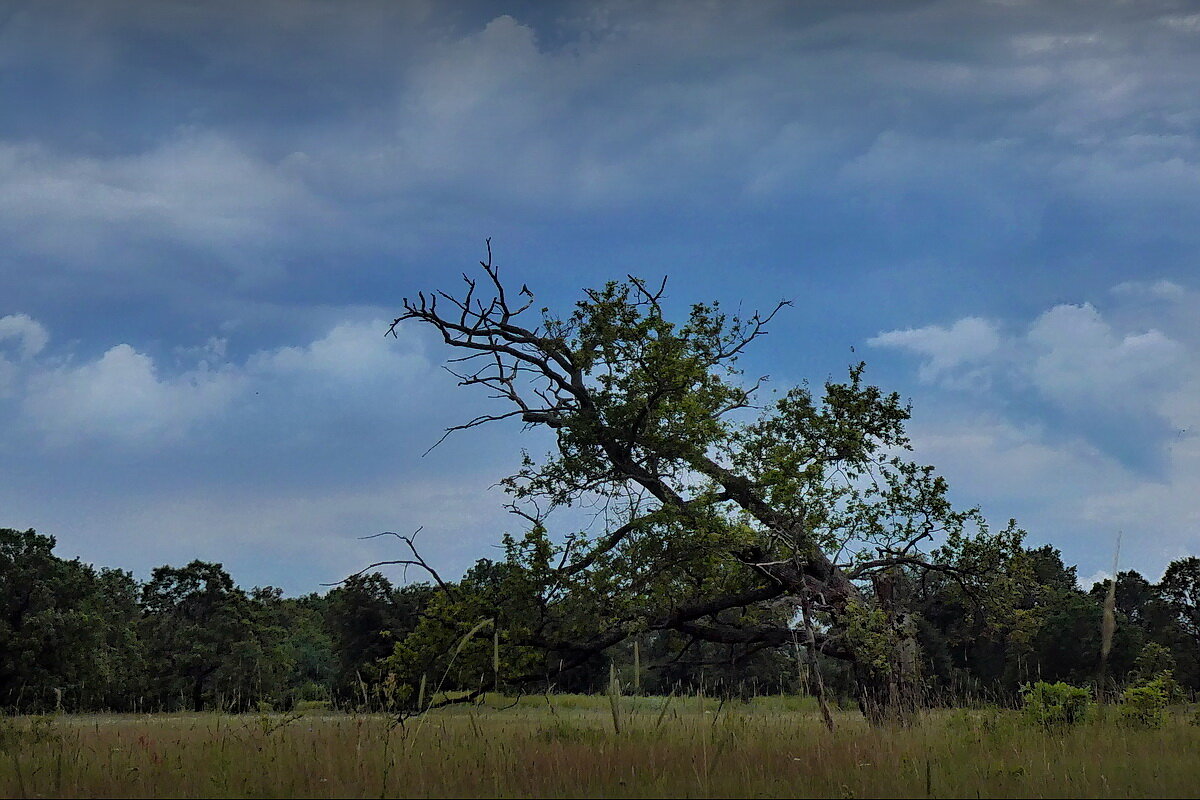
{"left": 1, "top": 694, "right": 1198, "bottom": 798}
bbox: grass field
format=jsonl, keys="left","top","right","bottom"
{"left": 1, "top": 694, "right": 1198, "bottom": 798}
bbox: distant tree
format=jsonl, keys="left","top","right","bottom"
{"left": 87, "top": 567, "right": 145, "bottom": 710}
{"left": 1155, "top": 557, "right": 1200, "bottom": 690}
{"left": 0, "top": 528, "right": 142, "bottom": 711}
{"left": 385, "top": 557, "right": 543, "bottom": 703}
{"left": 324, "top": 573, "right": 435, "bottom": 703}
{"left": 1131, "top": 641, "right": 1177, "bottom": 683}
{"left": 194, "top": 586, "right": 327, "bottom": 711}
{"left": 140, "top": 561, "right": 255, "bottom": 712}
{"left": 1089, "top": 570, "right": 1158, "bottom": 627}
{"left": 1026, "top": 545, "right": 1079, "bottom": 593}
{"left": 915, "top": 543, "right": 1149, "bottom": 699}
{"left": 637, "top": 628, "right": 800, "bottom": 698}
{"left": 386, "top": 246, "right": 1015, "bottom": 723}
{"left": 1159, "top": 557, "right": 1200, "bottom": 644}
{"left": 272, "top": 593, "right": 337, "bottom": 705}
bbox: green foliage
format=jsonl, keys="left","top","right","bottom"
{"left": 399, "top": 269, "right": 1016, "bottom": 721}
{"left": 5, "top": 512, "right": 1200, "bottom": 716}
{"left": 1158, "top": 558, "right": 1200, "bottom": 688}
{"left": 323, "top": 574, "right": 435, "bottom": 703}
{"left": 1020, "top": 681, "right": 1091, "bottom": 729}
{"left": 139, "top": 561, "right": 259, "bottom": 711}
{"left": 1119, "top": 675, "right": 1171, "bottom": 728}
{"left": 294, "top": 699, "right": 331, "bottom": 712}
{"left": 1132, "top": 641, "right": 1177, "bottom": 682}
{"left": 1159, "top": 557, "right": 1200, "bottom": 640}
{"left": 844, "top": 599, "right": 894, "bottom": 678}
{"left": 383, "top": 556, "right": 550, "bottom": 707}
{"left": 1129, "top": 642, "right": 1183, "bottom": 706}
{"left": 0, "top": 528, "right": 144, "bottom": 711}
{"left": 916, "top": 541, "right": 1164, "bottom": 703}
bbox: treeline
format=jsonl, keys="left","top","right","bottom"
{"left": 0, "top": 528, "right": 435, "bottom": 713}
{"left": 2, "top": 527, "right": 1198, "bottom": 712}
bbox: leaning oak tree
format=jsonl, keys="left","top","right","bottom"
{"left": 385, "top": 242, "right": 1015, "bottom": 724}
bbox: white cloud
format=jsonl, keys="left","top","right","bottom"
{"left": 0, "top": 313, "right": 49, "bottom": 359}
{"left": 249, "top": 319, "right": 425, "bottom": 385}
{"left": 0, "top": 314, "right": 49, "bottom": 398}
{"left": 1026, "top": 303, "right": 1186, "bottom": 414}
{"left": 5, "top": 1, "right": 1200, "bottom": 273}
{"left": 1110, "top": 279, "right": 1187, "bottom": 301}
{"left": 24, "top": 344, "right": 242, "bottom": 446}
{"left": 1160, "top": 14, "right": 1200, "bottom": 34}
{"left": 0, "top": 311, "right": 516, "bottom": 587}
{"left": 0, "top": 132, "right": 329, "bottom": 284}
{"left": 907, "top": 399, "right": 1200, "bottom": 578}
{"left": 867, "top": 317, "right": 1001, "bottom": 384}
{"left": 877, "top": 281, "right": 1200, "bottom": 578}
{"left": 872, "top": 298, "right": 1191, "bottom": 420}
{"left": 1079, "top": 570, "right": 1112, "bottom": 590}
{"left": 0, "top": 460, "right": 513, "bottom": 592}
{"left": 906, "top": 411, "right": 1121, "bottom": 506}
{"left": 10, "top": 315, "right": 430, "bottom": 448}
{"left": 66, "top": 475, "right": 509, "bottom": 592}
{"left": 1012, "top": 33, "right": 1101, "bottom": 55}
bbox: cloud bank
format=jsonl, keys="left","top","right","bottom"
{"left": 870, "top": 280, "right": 1200, "bottom": 578}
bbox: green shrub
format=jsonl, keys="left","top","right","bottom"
{"left": 1136, "top": 668, "right": 1183, "bottom": 706}
{"left": 1119, "top": 676, "right": 1170, "bottom": 729}
{"left": 295, "top": 681, "right": 330, "bottom": 702}
{"left": 293, "top": 699, "right": 331, "bottom": 713}
{"left": 1021, "top": 681, "right": 1091, "bottom": 730}
{"left": 1132, "top": 642, "right": 1177, "bottom": 682}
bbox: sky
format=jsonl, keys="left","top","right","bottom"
{"left": 2, "top": 0, "right": 1198, "bottom": 593}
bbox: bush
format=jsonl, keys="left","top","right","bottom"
{"left": 293, "top": 699, "right": 331, "bottom": 713}
{"left": 1132, "top": 642, "right": 1176, "bottom": 683}
{"left": 295, "top": 681, "right": 330, "bottom": 702}
{"left": 1119, "top": 676, "right": 1170, "bottom": 729}
{"left": 1021, "top": 681, "right": 1091, "bottom": 730}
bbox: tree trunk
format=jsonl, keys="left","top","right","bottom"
{"left": 888, "top": 618, "right": 922, "bottom": 723}
{"left": 192, "top": 676, "right": 205, "bottom": 713}
{"left": 799, "top": 589, "right": 836, "bottom": 732}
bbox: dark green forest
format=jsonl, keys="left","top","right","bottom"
{"left": 3, "top": 526, "right": 1197, "bottom": 713}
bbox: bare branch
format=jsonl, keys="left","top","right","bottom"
{"left": 626, "top": 274, "right": 668, "bottom": 313}
{"left": 331, "top": 526, "right": 458, "bottom": 599}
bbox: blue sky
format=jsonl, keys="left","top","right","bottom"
{"left": 2, "top": 0, "right": 1198, "bottom": 593}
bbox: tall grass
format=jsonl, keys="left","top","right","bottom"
{"left": 1, "top": 696, "right": 1197, "bottom": 798}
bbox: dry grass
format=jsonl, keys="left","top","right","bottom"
{"left": 1, "top": 695, "right": 1197, "bottom": 798}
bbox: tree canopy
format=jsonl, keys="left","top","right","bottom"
{"left": 387, "top": 245, "right": 1023, "bottom": 720}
